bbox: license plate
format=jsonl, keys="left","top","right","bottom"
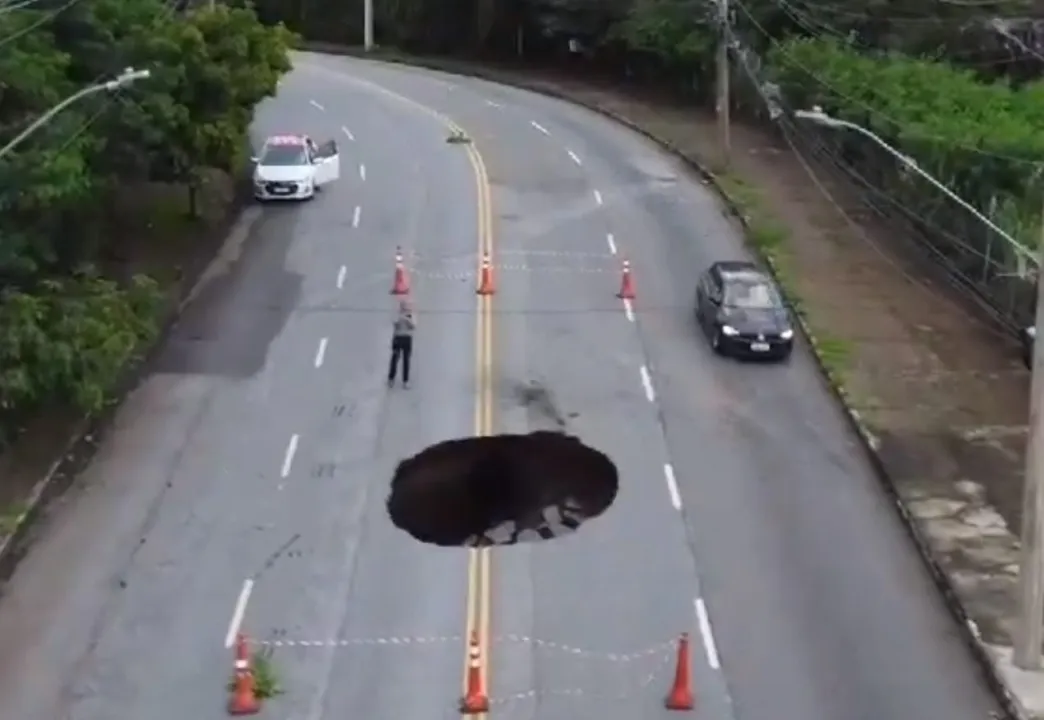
{"left": 272, "top": 187, "right": 292, "bottom": 194}
{"left": 750, "top": 342, "right": 770, "bottom": 352}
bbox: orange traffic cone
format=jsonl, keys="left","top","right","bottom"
{"left": 476, "top": 251, "right": 495, "bottom": 295}
{"left": 460, "top": 631, "right": 489, "bottom": 713}
{"left": 665, "top": 633, "right": 695, "bottom": 711}
{"left": 617, "top": 258, "right": 636, "bottom": 299}
{"left": 228, "top": 633, "right": 261, "bottom": 715}
{"left": 391, "top": 246, "right": 410, "bottom": 295}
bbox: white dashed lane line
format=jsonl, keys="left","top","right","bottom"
{"left": 695, "top": 598, "right": 721, "bottom": 669}
{"left": 314, "top": 337, "right": 328, "bottom": 368}
{"left": 663, "top": 463, "right": 681, "bottom": 510}
{"left": 310, "top": 99, "right": 325, "bottom": 111}
{"left": 342, "top": 125, "right": 354, "bottom": 141}
{"left": 567, "top": 150, "right": 582, "bottom": 166}
{"left": 623, "top": 298, "right": 634, "bottom": 322}
{"left": 530, "top": 120, "right": 550, "bottom": 135}
{"left": 594, "top": 189, "right": 602, "bottom": 205}
{"left": 359, "top": 164, "right": 366, "bottom": 180}
{"left": 337, "top": 265, "right": 346, "bottom": 289}
{"left": 281, "top": 434, "right": 300, "bottom": 479}
{"left": 606, "top": 233, "right": 616, "bottom": 255}
{"left": 639, "top": 365, "right": 655, "bottom": 402}
{"left": 352, "top": 206, "right": 361, "bottom": 228}
{"left": 224, "top": 579, "right": 254, "bottom": 648}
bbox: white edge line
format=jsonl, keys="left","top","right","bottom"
{"left": 352, "top": 206, "right": 361, "bottom": 228}
{"left": 639, "top": 365, "right": 655, "bottom": 402}
{"left": 594, "top": 189, "right": 602, "bottom": 205}
{"left": 530, "top": 120, "right": 549, "bottom": 135}
{"left": 695, "top": 598, "right": 721, "bottom": 669}
{"left": 337, "top": 265, "right": 346, "bottom": 289}
{"left": 310, "top": 99, "right": 325, "bottom": 111}
{"left": 281, "top": 434, "right": 299, "bottom": 478}
{"left": 623, "top": 298, "right": 635, "bottom": 322}
{"left": 224, "top": 579, "right": 255, "bottom": 648}
{"left": 568, "top": 150, "right": 582, "bottom": 165}
{"left": 663, "top": 463, "right": 681, "bottom": 510}
{"left": 314, "top": 337, "right": 328, "bottom": 368}
{"left": 606, "top": 233, "right": 617, "bottom": 254}
{"left": 485, "top": 99, "right": 502, "bottom": 108}
{"left": 342, "top": 125, "right": 354, "bottom": 140}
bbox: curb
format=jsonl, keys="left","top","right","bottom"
{"left": 304, "top": 45, "right": 1032, "bottom": 720}
{"left": 0, "top": 173, "right": 260, "bottom": 586}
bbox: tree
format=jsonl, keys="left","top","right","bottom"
{"left": 0, "top": 0, "right": 294, "bottom": 450}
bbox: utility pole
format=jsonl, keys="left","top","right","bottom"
{"left": 1015, "top": 199, "right": 1044, "bottom": 669}
{"left": 716, "top": 0, "right": 731, "bottom": 166}
{"left": 363, "top": 0, "right": 374, "bottom": 51}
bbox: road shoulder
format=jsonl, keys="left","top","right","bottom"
{"left": 302, "top": 46, "right": 1042, "bottom": 720}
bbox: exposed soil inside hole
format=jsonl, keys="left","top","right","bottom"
{"left": 386, "top": 431, "right": 618, "bottom": 547}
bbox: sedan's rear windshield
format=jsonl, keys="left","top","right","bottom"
{"left": 724, "top": 280, "right": 781, "bottom": 309}
{"left": 261, "top": 145, "right": 307, "bottom": 166}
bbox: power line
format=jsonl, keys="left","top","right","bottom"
{"left": 0, "top": 0, "right": 48, "bottom": 16}
{"left": 0, "top": 0, "right": 85, "bottom": 50}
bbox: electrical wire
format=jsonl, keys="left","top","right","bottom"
{"left": 0, "top": 0, "right": 85, "bottom": 50}
{"left": 0, "top": 0, "right": 48, "bottom": 15}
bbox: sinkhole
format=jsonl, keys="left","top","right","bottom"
{"left": 386, "top": 431, "right": 619, "bottom": 548}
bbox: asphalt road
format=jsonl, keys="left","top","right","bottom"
{"left": 0, "top": 50, "right": 1005, "bottom": 720}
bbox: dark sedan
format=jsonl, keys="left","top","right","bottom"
{"left": 695, "top": 261, "right": 794, "bottom": 360}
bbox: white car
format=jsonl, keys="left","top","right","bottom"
{"left": 252, "top": 134, "right": 340, "bottom": 201}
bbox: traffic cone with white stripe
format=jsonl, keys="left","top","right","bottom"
{"left": 460, "top": 630, "right": 489, "bottom": 713}
{"left": 664, "top": 633, "right": 695, "bottom": 711}
{"left": 391, "top": 246, "right": 410, "bottom": 295}
{"left": 228, "top": 633, "right": 261, "bottom": 715}
{"left": 617, "top": 258, "right": 635, "bottom": 299}
{"left": 476, "top": 251, "right": 495, "bottom": 295}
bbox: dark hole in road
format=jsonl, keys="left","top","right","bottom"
{"left": 386, "top": 431, "right": 618, "bottom": 548}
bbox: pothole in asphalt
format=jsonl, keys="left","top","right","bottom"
{"left": 386, "top": 431, "right": 618, "bottom": 548}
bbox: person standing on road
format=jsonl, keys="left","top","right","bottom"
{"left": 388, "top": 300, "right": 415, "bottom": 388}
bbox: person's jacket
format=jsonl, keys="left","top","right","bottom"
{"left": 393, "top": 312, "right": 415, "bottom": 338}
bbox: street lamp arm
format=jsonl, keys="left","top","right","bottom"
{"left": 0, "top": 67, "right": 150, "bottom": 161}
{"left": 794, "top": 107, "right": 1033, "bottom": 263}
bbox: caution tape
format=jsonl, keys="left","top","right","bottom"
{"left": 255, "top": 633, "right": 677, "bottom": 662}
{"left": 490, "top": 643, "right": 675, "bottom": 706}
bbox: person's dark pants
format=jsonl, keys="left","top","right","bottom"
{"left": 388, "top": 335, "right": 413, "bottom": 383}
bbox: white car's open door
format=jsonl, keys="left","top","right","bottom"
{"left": 313, "top": 140, "right": 340, "bottom": 186}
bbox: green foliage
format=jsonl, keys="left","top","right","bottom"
{"left": 766, "top": 36, "right": 1044, "bottom": 254}
{"left": 0, "top": 0, "right": 294, "bottom": 449}
{"left": 611, "top": 0, "right": 714, "bottom": 71}
{"left": 0, "top": 272, "right": 161, "bottom": 433}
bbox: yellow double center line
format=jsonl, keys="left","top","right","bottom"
{"left": 462, "top": 122, "right": 494, "bottom": 715}
{"left": 294, "top": 60, "right": 496, "bottom": 710}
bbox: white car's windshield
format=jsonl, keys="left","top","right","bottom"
{"left": 724, "top": 280, "right": 781, "bottom": 310}
{"left": 260, "top": 144, "right": 308, "bottom": 166}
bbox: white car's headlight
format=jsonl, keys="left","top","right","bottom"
{"left": 721, "top": 325, "right": 739, "bottom": 336}
{"left": 780, "top": 329, "right": 794, "bottom": 340}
